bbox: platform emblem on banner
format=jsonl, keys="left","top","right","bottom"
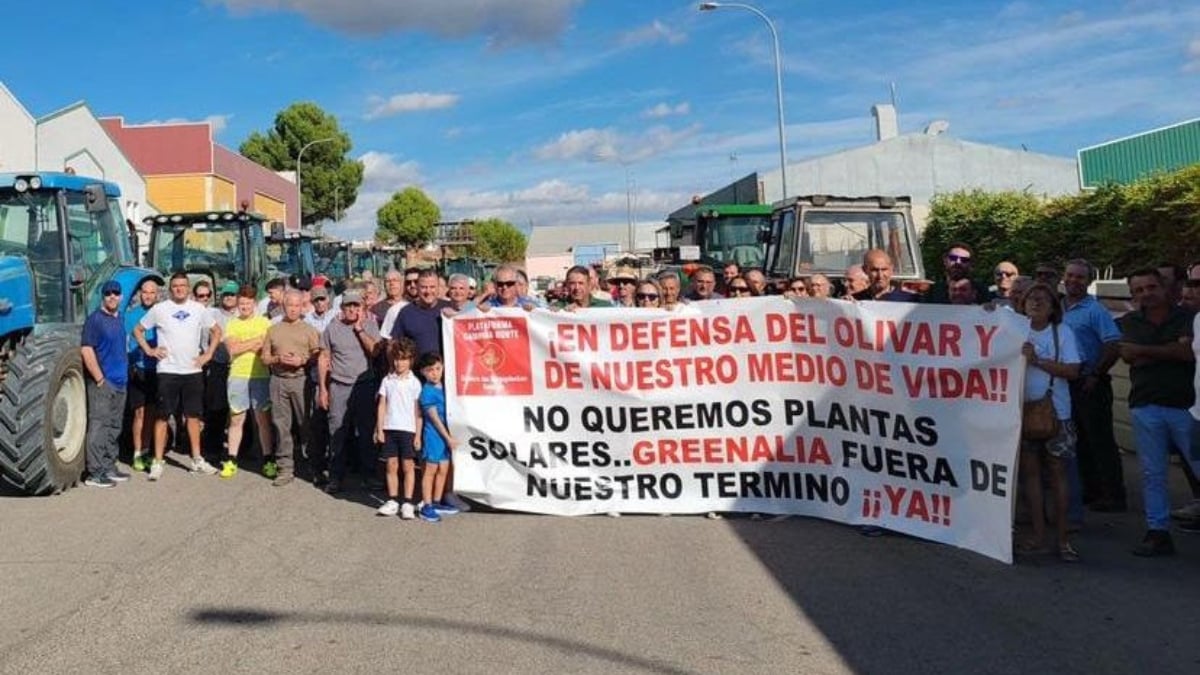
{"left": 454, "top": 315, "right": 534, "bottom": 396}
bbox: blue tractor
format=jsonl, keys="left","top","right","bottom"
{"left": 0, "top": 172, "right": 161, "bottom": 494}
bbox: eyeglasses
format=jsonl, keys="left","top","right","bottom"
{"left": 946, "top": 254, "right": 971, "bottom": 263}
{"left": 495, "top": 280, "right": 518, "bottom": 288}
{"left": 995, "top": 271, "right": 1016, "bottom": 278}
{"left": 729, "top": 286, "right": 751, "bottom": 294}
{"left": 194, "top": 293, "right": 211, "bottom": 300}
{"left": 405, "top": 279, "right": 419, "bottom": 285}
{"left": 103, "top": 289, "right": 122, "bottom": 297}
{"left": 608, "top": 279, "right": 635, "bottom": 286}
{"left": 635, "top": 293, "right": 659, "bottom": 301}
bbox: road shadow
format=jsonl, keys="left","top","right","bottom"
{"left": 721, "top": 454, "right": 1200, "bottom": 675}
{"left": 189, "top": 607, "right": 692, "bottom": 675}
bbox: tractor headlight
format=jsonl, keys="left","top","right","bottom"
{"left": 13, "top": 178, "right": 28, "bottom": 193}
{"left": 169, "top": 215, "right": 183, "bottom": 223}
{"left": 28, "top": 176, "right": 42, "bottom": 190}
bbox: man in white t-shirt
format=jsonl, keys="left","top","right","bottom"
{"left": 134, "top": 272, "right": 222, "bottom": 480}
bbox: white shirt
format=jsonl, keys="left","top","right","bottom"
{"left": 1191, "top": 314, "right": 1200, "bottom": 421}
{"left": 1024, "top": 322, "right": 1081, "bottom": 420}
{"left": 140, "top": 299, "right": 216, "bottom": 375}
{"left": 377, "top": 371, "right": 421, "bottom": 432}
{"left": 380, "top": 300, "right": 409, "bottom": 336}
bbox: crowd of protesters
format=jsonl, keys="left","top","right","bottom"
{"left": 78, "top": 248, "right": 1200, "bottom": 556}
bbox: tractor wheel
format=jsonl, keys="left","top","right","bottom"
{"left": 0, "top": 333, "right": 88, "bottom": 495}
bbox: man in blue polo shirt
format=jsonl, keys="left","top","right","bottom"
{"left": 82, "top": 280, "right": 131, "bottom": 487}
{"left": 1062, "top": 259, "right": 1126, "bottom": 513}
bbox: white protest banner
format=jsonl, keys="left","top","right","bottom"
{"left": 443, "top": 298, "right": 1028, "bottom": 563}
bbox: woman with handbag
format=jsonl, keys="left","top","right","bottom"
{"left": 1018, "top": 283, "right": 1083, "bottom": 561}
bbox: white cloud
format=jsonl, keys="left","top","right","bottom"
{"left": 533, "top": 124, "right": 701, "bottom": 163}
{"left": 1186, "top": 37, "right": 1200, "bottom": 72}
{"left": 211, "top": 0, "right": 580, "bottom": 44}
{"left": 364, "top": 92, "right": 460, "bottom": 119}
{"left": 619, "top": 19, "right": 687, "bottom": 47}
{"left": 332, "top": 151, "right": 423, "bottom": 240}
{"left": 436, "top": 179, "right": 687, "bottom": 227}
{"left": 642, "top": 101, "right": 690, "bottom": 118}
{"left": 141, "top": 114, "right": 231, "bottom": 134}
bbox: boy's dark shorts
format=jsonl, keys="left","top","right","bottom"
{"left": 379, "top": 430, "right": 417, "bottom": 460}
{"left": 127, "top": 367, "right": 157, "bottom": 409}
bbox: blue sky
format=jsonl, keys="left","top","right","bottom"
{"left": 3, "top": 0, "right": 1198, "bottom": 239}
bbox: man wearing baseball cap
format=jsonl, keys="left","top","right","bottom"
{"left": 317, "top": 288, "right": 382, "bottom": 492}
{"left": 81, "top": 281, "right": 132, "bottom": 487}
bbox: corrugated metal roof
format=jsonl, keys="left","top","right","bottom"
{"left": 1078, "top": 118, "right": 1200, "bottom": 188}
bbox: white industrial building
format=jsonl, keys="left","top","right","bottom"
{"left": 680, "top": 104, "right": 1080, "bottom": 231}
{"left": 0, "top": 82, "right": 154, "bottom": 242}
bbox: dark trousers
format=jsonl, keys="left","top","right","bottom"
{"left": 1071, "top": 376, "right": 1126, "bottom": 505}
{"left": 86, "top": 382, "right": 126, "bottom": 477}
{"left": 202, "top": 363, "right": 230, "bottom": 459}
{"left": 328, "top": 378, "right": 378, "bottom": 481}
{"left": 305, "top": 378, "right": 330, "bottom": 476}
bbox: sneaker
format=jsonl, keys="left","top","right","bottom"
{"left": 324, "top": 478, "right": 342, "bottom": 495}
{"left": 400, "top": 502, "right": 415, "bottom": 520}
{"left": 434, "top": 500, "right": 461, "bottom": 515}
{"left": 705, "top": 512, "right": 723, "bottom": 520}
{"left": 147, "top": 460, "right": 165, "bottom": 481}
{"left": 84, "top": 474, "right": 116, "bottom": 488}
{"left": 377, "top": 499, "right": 400, "bottom": 516}
{"left": 262, "top": 460, "right": 279, "bottom": 480}
{"left": 607, "top": 511, "right": 622, "bottom": 518}
{"left": 107, "top": 468, "right": 132, "bottom": 483}
{"left": 419, "top": 503, "right": 441, "bottom": 522}
{"left": 1132, "top": 529, "right": 1176, "bottom": 557}
{"left": 131, "top": 452, "right": 147, "bottom": 473}
{"left": 1170, "top": 499, "right": 1200, "bottom": 521}
{"left": 272, "top": 474, "right": 294, "bottom": 487}
{"left": 219, "top": 460, "right": 238, "bottom": 479}
{"left": 443, "top": 492, "right": 471, "bottom": 513}
{"left": 190, "top": 457, "right": 218, "bottom": 476}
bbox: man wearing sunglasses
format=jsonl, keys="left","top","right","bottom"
{"left": 606, "top": 266, "right": 639, "bottom": 307}
{"left": 81, "top": 281, "right": 132, "bottom": 488}
{"left": 926, "top": 243, "right": 989, "bottom": 305}
{"left": 991, "top": 262, "right": 1020, "bottom": 307}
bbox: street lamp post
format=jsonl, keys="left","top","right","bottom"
{"left": 699, "top": 2, "right": 788, "bottom": 201}
{"left": 296, "top": 136, "right": 336, "bottom": 227}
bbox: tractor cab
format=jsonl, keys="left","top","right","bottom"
{"left": 0, "top": 173, "right": 144, "bottom": 325}
{"left": 146, "top": 211, "right": 269, "bottom": 295}
{"left": 764, "top": 195, "right": 923, "bottom": 283}
{"left": 314, "top": 238, "right": 351, "bottom": 287}
{"left": 265, "top": 220, "right": 316, "bottom": 284}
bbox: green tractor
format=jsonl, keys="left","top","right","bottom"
{"left": 0, "top": 172, "right": 161, "bottom": 494}
{"left": 146, "top": 210, "right": 271, "bottom": 295}
{"left": 265, "top": 221, "right": 317, "bottom": 284}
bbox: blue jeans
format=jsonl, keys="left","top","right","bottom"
{"left": 1131, "top": 405, "right": 1195, "bottom": 529}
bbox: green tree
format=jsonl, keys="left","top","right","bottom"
{"left": 376, "top": 187, "right": 440, "bottom": 248}
{"left": 921, "top": 190, "right": 1044, "bottom": 277}
{"left": 240, "top": 102, "right": 364, "bottom": 227}
{"left": 470, "top": 218, "right": 528, "bottom": 262}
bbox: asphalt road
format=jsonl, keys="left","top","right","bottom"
{"left": 1, "top": 454, "right": 1198, "bottom": 675}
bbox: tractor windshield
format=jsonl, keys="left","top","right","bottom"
{"left": 700, "top": 214, "right": 768, "bottom": 268}
{"left": 152, "top": 222, "right": 247, "bottom": 287}
{"left": 266, "top": 239, "right": 314, "bottom": 279}
{"left": 798, "top": 210, "right": 918, "bottom": 277}
{"left": 0, "top": 190, "right": 67, "bottom": 321}
{"left": 315, "top": 242, "right": 348, "bottom": 281}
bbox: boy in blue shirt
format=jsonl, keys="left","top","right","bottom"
{"left": 417, "top": 353, "right": 460, "bottom": 521}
